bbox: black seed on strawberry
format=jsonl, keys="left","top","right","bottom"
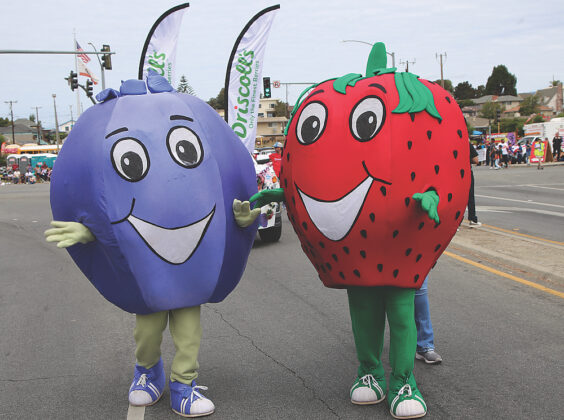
{"left": 321, "top": 265, "right": 326, "bottom": 273}
{"left": 427, "top": 130, "right": 432, "bottom": 140}
{"left": 405, "top": 197, "right": 410, "bottom": 207}
{"left": 302, "top": 222, "right": 308, "bottom": 230}
{"left": 416, "top": 254, "right": 422, "bottom": 262}
{"left": 290, "top": 214, "right": 295, "bottom": 223}
{"left": 457, "top": 129, "right": 462, "bottom": 138}
{"left": 393, "top": 269, "right": 399, "bottom": 277}
{"left": 292, "top": 196, "right": 296, "bottom": 206}
{"left": 326, "top": 262, "right": 332, "bottom": 271}
{"left": 360, "top": 229, "right": 367, "bottom": 238}
{"left": 455, "top": 210, "right": 461, "bottom": 219}
{"left": 453, "top": 150, "right": 458, "bottom": 159}
{"left": 353, "top": 269, "right": 361, "bottom": 278}
{"left": 409, "top": 113, "right": 415, "bottom": 122}
{"left": 405, "top": 248, "right": 412, "bottom": 256}
{"left": 339, "top": 271, "right": 345, "bottom": 279}
{"left": 332, "top": 254, "right": 338, "bottom": 262}
{"left": 418, "top": 222, "right": 425, "bottom": 230}
{"left": 435, "top": 244, "right": 441, "bottom": 252}
{"left": 445, "top": 96, "right": 451, "bottom": 103}
{"left": 380, "top": 186, "right": 387, "bottom": 196}
{"left": 448, "top": 193, "right": 453, "bottom": 202}
{"left": 343, "top": 246, "right": 350, "bottom": 254}
{"left": 360, "top": 250, "right": 366, "bottom": 258}
{"left": 407, "top": 140, "right": 413, "bottom": 149}
{"left": 411, "top": 172, "right": 416, "bottom": 181}
{"left": 434, "top": 165, "right": 440, "bottom": 174}
{"left": 377, "top": 264, "right": 383, "bottom": 272}
{"left": 319, "top": 241, "right": 325, "bottom": 248}
{"left": 393, "top": 230, "right": 399, "bottom": 238}
{"left": 414, "top": 274, "right": 420, "bottom": 283}
{"left": 460, "top": 169, "right": 465, "bottom": 178}
{"left": 286, "top": 152, "right": 291, "bottom": 161}
{"left": 284, "top": 179, "right": 288, "bottom": 188}
{"left": 369, "top": 213, "right": 375, "bottom": 222}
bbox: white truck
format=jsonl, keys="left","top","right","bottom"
{"left": 524, "top": 117, "right": 564, "bottom": 139}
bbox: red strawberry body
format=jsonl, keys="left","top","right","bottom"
{"left": 280, "top": 74, "right": 470, "bottom": 289}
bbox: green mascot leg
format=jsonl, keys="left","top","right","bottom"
{"left": 169, "top": 305, "right": 202, "bottom": 384}
{"left": 134, "top": 310, "right": 168, "bottom": 369}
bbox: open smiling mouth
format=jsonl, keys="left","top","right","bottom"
{"left": 296, "top": 162, "right": 390, "bottom": 242}
{"left": 112, "top": 199, "right": 215, "bottom": 265}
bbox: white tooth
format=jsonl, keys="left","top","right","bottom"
{"left": 298, "top": 177, "right": 373, "bottom": 241}
{"left": 127, "top": 208, "right": 214, "bottom": 264}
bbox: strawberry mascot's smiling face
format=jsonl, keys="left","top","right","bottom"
{"left": 281, "top": 43, "right": 470, "bottom": 289}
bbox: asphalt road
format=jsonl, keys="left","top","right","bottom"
{"left": 1, "top": 179, "right": 563, "bottom": 420}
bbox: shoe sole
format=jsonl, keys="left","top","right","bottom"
{"left": 415, "top": 353, "right": 442, "bottom": 364}
{"left": 351, "top": 394, "right": 386, "bottom": 405}
{"left": 129, "top": 392, "right": 163, "bottom": 407}
{"left": 172, "top": 408, "right": 215, "bottom": 418}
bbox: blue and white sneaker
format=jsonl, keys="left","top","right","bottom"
{"left": 128, "top": 358, "right": 165, "bottom": 407}
{"left": 170, "top": 380, "right": 215, "bottom": 418}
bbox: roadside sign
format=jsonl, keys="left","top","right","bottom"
{"left": 273, "top": 80, "right": 280, "bottom": 88}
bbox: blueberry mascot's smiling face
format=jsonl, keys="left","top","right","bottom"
{"left": 50, "top": 72, "right": 257, "bottom": 314}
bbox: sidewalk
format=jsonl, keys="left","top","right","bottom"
{"left": 448, "top": 221, "right": 564, "bottom": 289}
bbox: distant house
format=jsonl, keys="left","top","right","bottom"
{"left": 473, "top": 95, "right": 523, "bottom": 113}
{"left": 59, "top": 120, "right": 75, "bottom": 133}
{"left": 0, "top": 118, "right": 37, "bottom": 144}
{"left": 534, "top": 85, "right": 563, "bottom": 115}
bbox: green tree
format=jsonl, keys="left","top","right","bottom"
{"left": 519, "top": 95, "right": 540, "bottom": 116}
{"left": 457, "top": 99, "right": 474, "bottom": 107}
{"left": 549, "top": 80, "right": 562, "bottom": 87}
{"left": 485, "top": 65, "right": 517, "bottom": 96}
{"left": 273, "top": 100, "right": 289, "bottom": 117}
{"left": 500, "top": 117, "right": 526, "bottom": 136}
{"left": 475, "top": 85, "right": 486, "bottom": 97}
{"left": 454, "top": 81, "right": 476, "bottom": 100}
{"left": 0, "top": 117, "right": 10, "bottom": 127}
{"left": 434, "top": 79, "right": 453, "bottom": 93}
{"left": 480, "top": 101, "right": 503, "bottom": 120}
{"left": 207, "top": 88, "right": 225, "bottom": 110}
{"left": 532, "top": 114, "right": 544, "bottom": 123}
{"left": 29, "top": 114, "right": 36, "bottom": 122}
{"left": 177, "top": 75, "right": 197, "bottom": 96}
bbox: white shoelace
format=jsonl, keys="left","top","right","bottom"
{"left": 188, "top": 385, "right": 208, "bottom": 404}
{"left": 360, "top": 374, "right": 378, "bottom": 388}
{"left": 136, "top": 373, "right": 148, "bottom": 387}
{"left": 398, "top": 384, "right": 412, "bottom": 397}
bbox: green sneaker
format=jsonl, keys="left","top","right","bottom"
{"left": 350, "top": 374, "right": 386, "bottom": 405}
{"left": 389, "top": 383, "right": 427, "bottom": 419}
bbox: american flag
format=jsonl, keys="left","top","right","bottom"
{"left": 76, "top": 41, "right": 90, "bottom": 64}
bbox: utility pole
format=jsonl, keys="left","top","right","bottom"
{"left": 4, "top": 100, "right": 17, "bottom": 144}
{"left": 400, "top": 59, "right": 416, "bottom": 72}
{"left": 436, "top": 52, "right": 447, "bottom": 88}
{"left": 32, "top": 106, "right": 42, "bottom": 144}
{"left": 52, "top": 94, "right": 61, "bottom": 152}
{"left": 69, "top": 105, "right": 74, "bottom": 127}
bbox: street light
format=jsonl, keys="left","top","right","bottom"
{"left": 342, "top": 40, "right": 395, "bottom": 68}
{"left": 88, "top": 42, "right": 106, "bottom": 90}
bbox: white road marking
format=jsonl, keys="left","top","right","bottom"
{"left": 127, "top": 404, "right": 145, "bottom": 420}
{"left": 476, "top": 206, "right": 564, "bottom": 217}
{"left": 479, "top": 183, "right": 564, "bottom": 188}
{"left": 475, "top": 194, "right": 564, "bottom": 209}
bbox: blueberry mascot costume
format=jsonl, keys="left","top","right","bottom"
{"left": 251, "top": 43, "right": 470, "bottom": 418}
{"left": 45, "top": 71, "right": 260, "bottom": 417}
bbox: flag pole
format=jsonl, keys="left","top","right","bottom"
{"left": 73, "top": 30, "right": 80, "bottom": 119}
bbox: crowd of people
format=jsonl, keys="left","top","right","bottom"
{"left": 0, "top": 163, "right": 52, "bottom": 184}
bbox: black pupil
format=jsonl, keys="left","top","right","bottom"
{"left": 121, "top": 151, "right": 143, "bottom": 180}
{"left": 356, "top": 111, "right": 377, "bottom": 140}
{"left": 301, "top": 115, "right": 321, "bottom": 143}
{"left": 177, "top": 140, "right": 198, "bottom": 165}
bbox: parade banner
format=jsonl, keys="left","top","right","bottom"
{"left": 530, "top": 139, "right": 552, "bottom": 163}
{"left": 487, "top": 132, "right": 516, "bottom": 145}
{"left": 225, "top": 5, "right": 280, "bottom": 152}
{"left": 138, "top": 3, "right": 189, "bottom": 84}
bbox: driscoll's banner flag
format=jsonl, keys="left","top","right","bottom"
{"left": 138, "top": 3, "right": 190, "bottom": 83}
{"left": 225, "top": 5, "right": 280, "bottom": 152}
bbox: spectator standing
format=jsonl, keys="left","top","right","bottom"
{"left": 268, "top": 142, "right": 283, "bottom": 177}
{"left": 500, "top": 139, "right": 509, "bottom": 168}
{"left": 414, "top": 275, "right": 442, "bottom": 364}
{"left": 553, "top": 133, "right": 562, "bottom": 162}
{"left": 468, "top": 142, "right": 481, "bottom": 227}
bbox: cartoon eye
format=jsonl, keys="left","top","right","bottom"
{"left": 296, "top": 101, "right": 327, "bottom": 145}
{"left": 167, "top": 126, "right": 203, "bottom": 168}
{"left": 111, "top": 138, "right": 150, "bottom": 182}
{"left": 349, "top": 96, "right": 386, "bottom": 142}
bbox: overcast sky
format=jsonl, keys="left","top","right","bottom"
{"left": 2, "top": 0, "right": 563, "bottom": 129}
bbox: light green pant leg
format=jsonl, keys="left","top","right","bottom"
{"left": 385, "top": 287, "right": 417, "bottom": 394}
{"left": 347, "top": 287, "right": 386, "bottom": 379}
{"left": 134, "top": 311, "right": 168, "bottom": 369}
{"left": 169, "top": 305, "right": 202, "bottom": 384}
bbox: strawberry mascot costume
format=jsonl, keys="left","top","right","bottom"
{"left": 252, "top": 42, "right": 470, "bottom": 418}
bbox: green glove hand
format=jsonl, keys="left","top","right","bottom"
{"left": 233, "top": 199, "right": 261, "bottom": 228}
{"left": 44, "top": 221, "right": 96, "bottom": 248}
{"left": 249, "top": 188, "right": 285, "bottom": 208}
{"left": 412, "top": 190, "right": 440, "bottom": 224}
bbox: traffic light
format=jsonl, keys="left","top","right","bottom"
{"left": 496, "top": 109, "right": 501, "bottom": 122}
{"left": 69, "top": 71, "right": 78, "bottom": 91}
{"left": 263, "top": 77, "right": 271, "bottom": 98}
{"left": 101, "top": 44, "right": 112, "bottom": 70}
{"left": 86, "top": 79, "right": 93, "bottom": 97}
